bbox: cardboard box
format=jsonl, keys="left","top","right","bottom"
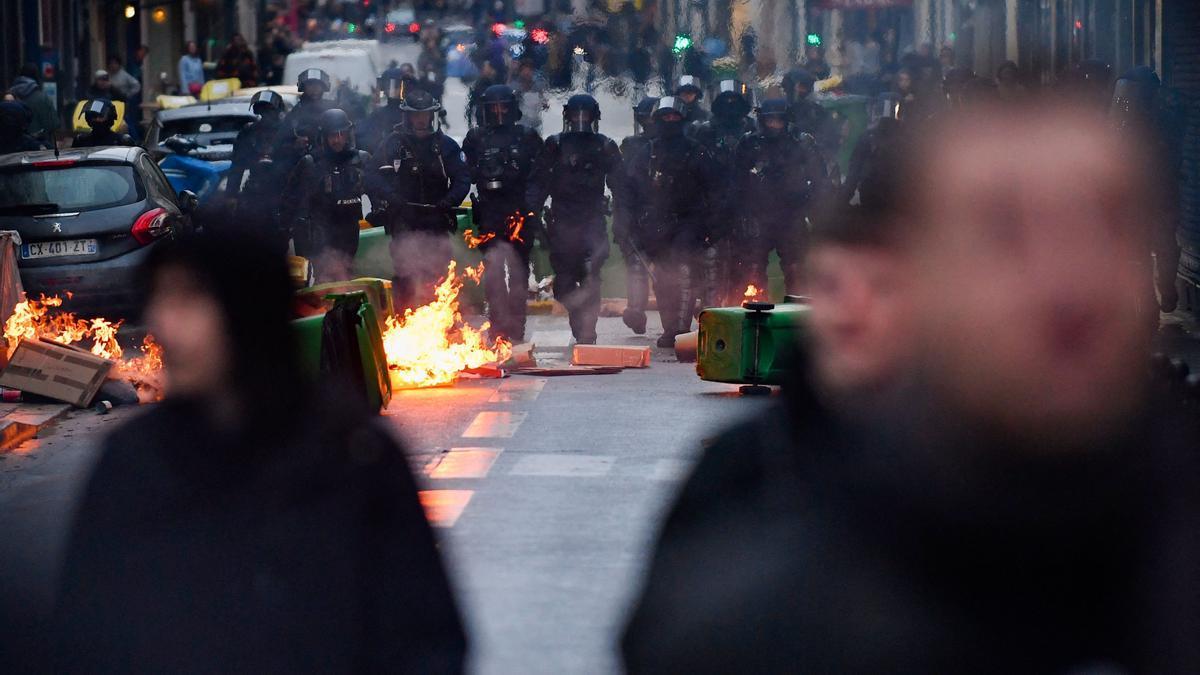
{"left": 571, "top": 345, "right": 651, "bottom": 368}
{"left": 0, "top": 339, "right": 115, "bottom": 407}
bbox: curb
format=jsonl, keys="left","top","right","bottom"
{"left": 0, "top": 404, "right": 72, "bottom": 451}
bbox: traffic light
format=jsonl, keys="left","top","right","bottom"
{"left": 514, "top": 19, "right": 525, "bottom": 29}
{"left": 806, "top": 33, "right": 821, "bottom": 47}
{"left": 347, "top": 23, "right": 357, "bottom": 34}
{"left": 673, "top": 33, "right": 692, "bottom": 54}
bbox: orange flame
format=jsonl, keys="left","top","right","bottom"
{"left": 463, "top": 212, "right": 528, "bottom": 249}
{"left": 381, "top": 262, "right": 512, "bottom": 388}
{"left": 462, "top": 229, "right": 496, "bottom": 249}
{"left": 744, "top": 284, "right": 761, "bottom": 300}
{"left": 4, "top": 295, "right": 164, "bottom": 400}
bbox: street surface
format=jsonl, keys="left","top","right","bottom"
{"left": 0, "top": 312, "right": 772, "bottom": 674}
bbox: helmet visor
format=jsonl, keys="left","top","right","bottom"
{"left": 406, "top": 110, "right": 436, "bottom": 137}
{"left": 564, "top": 109, "right": 596, "bottom": 133}
{"left": 483, "top": 102, "right": 512, "bottom": 126}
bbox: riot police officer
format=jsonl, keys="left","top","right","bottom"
{"left": 612, "top": 96, "right": 658, "bottom": 334}
{"left": 732, "top": 98, "right": 827, "bottom": 295}
{"left": 674, "top": 75, "right": 710, "bottom": 127}
{"left": 617, "top": 97, "right": 715, "bottom": 348}
{"left": 462, "top": 84, "right": 544, "bottom": 343}
{"left": 277, "top": 69, "right": 331, "bottom": 165}
{"left": 368, "top": 89, "right": 470, "bottom": 309}
{"left": 0, "top": 101, "right": 44, "bottom": 154}
{"left": 360, "top": 68, "right": 414, "bottom": 154}
{"left": 225, "top": 90, "right": 288, "bottom": 248}
{"left": 72, "top": 99, "right": 134, "bottom": 147}
{"left": 691, "top": 80, "right": 756, "bottom": 307}
{"left": 290, "top": 109, "right": 369, "bottom": 282}
{"left": 782, "top": 67, "right": 837, "bottom": 175}
{"left": 526, "top": 94, "right": 622, "bottom": 345}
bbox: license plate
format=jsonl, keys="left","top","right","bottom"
{"left": 21, "top": 239, "right": 99, "bottom": 260}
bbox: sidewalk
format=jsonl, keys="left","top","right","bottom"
{"left": 0, "top": 403, "right": 72, "bottom": 451}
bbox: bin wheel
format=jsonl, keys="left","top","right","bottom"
{"left": 739, "top": 384, "right": 772, "bottom": 396}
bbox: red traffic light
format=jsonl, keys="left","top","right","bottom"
{"left": 531, "top": 28, "right": 549, "bottom": 44}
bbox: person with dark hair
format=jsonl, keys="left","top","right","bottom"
{"left": 52, "top": 234, "right": 467, "bottom": 673}
{"left": 215, "top": 33, "right": 259, "bottom": 87}
{"left": 7, "top": 64, "right": 57, "bottom": 142}
{"left": 628, "top": 102, "right": 1200, "bottom": 674}
{"left": 840, "top": 116, "right": 903, "bottom": 208}
{"left": 178, "top": 41, "right": 205, "bottom": 96}
{"left": 0, "top": 100, "right": 45, "bottom": 154}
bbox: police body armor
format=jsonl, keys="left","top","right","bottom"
{"left": 471, "top": 126, "right": 538, "bottom": 238}
{"left": 641, "top": 136, "right": 705, "bottom": 250}
{"left": 237, "top": 120, "right": 285, "bottom": 196}
{"left": 379, "top": 135, "right": 457, "bottom": 234}
{"left": 546, "top": 133, "right": 612, "bottom": 214}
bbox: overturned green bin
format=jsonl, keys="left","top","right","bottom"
{"left": 696, "top": 300, "right": 809, "bottom": 394}
{"left": 292, "top": 291, "right": 392, "bottom": 413}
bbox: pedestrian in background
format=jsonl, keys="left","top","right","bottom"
{"left": 7, "top": 64, "right": 57, "bottom": 143}
{"left": 52, "top": 234, "right": 467, "bottom": 673}
{"left": 215, "top": 33, "right": 259, "bottom": 87}
{"left": 105, "top": 55, "right": 140, "bottom": 102}
{"left": 178, "top": 40, "right": 205, "bottom": 96}
{"left": 86, "top": 69, "right": 118, "bottom": 101}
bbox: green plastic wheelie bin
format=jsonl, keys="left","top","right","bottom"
{"left": 290, "top": 291, "right": 392, "bottom": 413}
{"left": 696, "top": 300, "right": 810, "bottom": 394}
{"left": 294, "top": 277, "right": 395, "bottom": 329}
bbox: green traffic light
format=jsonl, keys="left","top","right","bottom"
{"left": 806, "top": 33, "right": 821, "bottom": 46}
{"left": 673, "top": 34, "right": 692, "bottom": 53}
{"left": 347, "top": 23, "right": 357, "bottom": 33}
{"left": 514, "top": 19, "right": 525, "bottom": 28}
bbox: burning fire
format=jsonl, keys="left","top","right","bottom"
{"left": 381, "top": 261, "right": 511, "bottom": 388}
{"left": 744, "top": 284, "right": 762, "bottom": 300}
{"left": 462, "top": 212, "right": 527, "bottom": 249}
{"left": 4, "top": 295, "right": 164, "bottom": 400}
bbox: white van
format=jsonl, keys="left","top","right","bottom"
{"left": 283, "top": 47, "right": 379, "bottom": 97}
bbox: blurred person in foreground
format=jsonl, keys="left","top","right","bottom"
{"left": 52, "top": 235, "right": 466, "bottom": 672}
{"left": 624, "top": 101, "right": 1200, "bottom": 672}
{"left": 622, "top": 203, "right": 919, "bottom": 674}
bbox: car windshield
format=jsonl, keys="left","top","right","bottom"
{"left": 161, "top": 116, "right": 252, "bottom": 136}
{"left": 0, "top": 164, "right": 143, "bottom": 214}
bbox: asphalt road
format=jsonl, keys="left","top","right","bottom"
{"left": 0, "top": 312, "right": 772, "bottom": 673}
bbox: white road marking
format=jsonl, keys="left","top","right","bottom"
{"left": 418, "top": 490, "right": 473, "bottom": 527}
{"left": 462, "top": 411, "right": 528, "bottom": 438}
{"left": 488, "top": 377, "right": 547, "bottom": 403}
{"left": 426, "top": 447, "right": 503, "bottom": 479}
{"left": 508, "top": 454, "right": 615, "bottom": 477}
{"left": 529, "top": 329, "right": 574, "bottom": 348}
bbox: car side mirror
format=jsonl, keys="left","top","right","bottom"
{"left": 178, "top": 190, "right": 199, "bottom": 213}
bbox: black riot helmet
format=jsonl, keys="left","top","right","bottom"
{"left": 633, "top": 96, "right": 660, "bottom": 135}
{"left": 399, "top": 88, "right": 441, "bottom": 138}
{"left": 675, "top": 75, "right": 703, "bottom": 102}
{"left": 563, "top": 94, "right": 600, "bottom": 134}
{"left": 249, "top": 89, "right": 285, "bottom": 118}
{"left": 651, "top": 96, "right": 686, "bottom": 138}
{"left": 756, "top": 98, "right": 790, "bottom": 137}
{"left": 378, "top": 68, "right": 410, "bottom": 102}
{"left": 80, "top": 98, "right": 118, "bottom": 131}
{"left": 480, "top": 84, "right": 520, "bottom": 127}
{"left": 318, "top": 107, "right": 356, "bottom": 153}
{"left": 711, "top": 80, "right": 752, "bottom": 121}
{"left": 296, "top": 68, "right": 331, "bottom": 98}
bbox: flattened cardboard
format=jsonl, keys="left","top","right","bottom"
{"left": 0, "top": 339, "right": 115, "bottom": 407}
{"left": 570, "top": 345, "right": 651, "bottom": 368}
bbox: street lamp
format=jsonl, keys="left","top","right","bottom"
{"left": 124, "top": 3, "right": 137, "bottom": 19}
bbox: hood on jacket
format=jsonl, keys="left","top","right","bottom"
{"left": 8, "top": 76, "right": 38, "bottom": 99}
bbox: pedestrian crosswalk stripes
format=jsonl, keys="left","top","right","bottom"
{"left": 417, "top": 490, "right": 473, "bottom": 528}
{"left": 426, "top": 448, "right": 502, "bottom": 479}
{"left": 461, "top": 411, "right": 527, "bottom": 438}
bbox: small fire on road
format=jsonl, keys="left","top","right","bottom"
{"left": 3, "top": 295, "right": 164, "bottom": 400}
{"left": 381, "top": 261, "right": 511, "bottom": 389}
{"left": 744, "top": 284, "right": 762, "bottom": 301}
